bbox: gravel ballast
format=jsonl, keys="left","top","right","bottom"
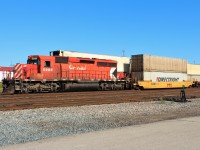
{"left": 1, "top": 99, "right": 200, "bottom": 146}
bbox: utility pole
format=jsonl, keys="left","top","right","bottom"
{"left": 122, "top": 50, "right": 125, "bottom": 57}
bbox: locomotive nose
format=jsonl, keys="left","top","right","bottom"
{"left": 14, "top": 64, "right": 23, "bottom": 79}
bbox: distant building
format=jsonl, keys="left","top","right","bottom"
{"left": 0, "top": 66, "right": 14, "bottom": 81}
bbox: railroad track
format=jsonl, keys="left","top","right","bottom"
{"left": 0, "top": 88, "right": 200, "bottom": 111}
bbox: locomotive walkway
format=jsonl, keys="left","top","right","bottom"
{"left": 0, "top": 88, "right": 200, "bottom": 111}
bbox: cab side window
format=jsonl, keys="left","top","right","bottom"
{"left": 44, "top": 61, "right": 51, "bottom": 67}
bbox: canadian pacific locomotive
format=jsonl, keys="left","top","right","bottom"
{"left": 2, "top": 50, "right": 196, "bottom": 94}
{"left": 2, "top": 54, "right": 132, "bottom": 94}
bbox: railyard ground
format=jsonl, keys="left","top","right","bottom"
{"left": 1, "top": 98, "right": 200, "bottom": 147}
{"left": 2, "top": 116, "right": 200, "bottom": 150}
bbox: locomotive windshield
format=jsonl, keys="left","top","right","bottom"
{"left": 50, "top": 50, "right": 61, "bottom": 56}
{"left": 27, "top": 56, "right": 40, "bottom": 65}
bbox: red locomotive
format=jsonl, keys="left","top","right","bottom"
{"left": 3, "top": 55, "right": 131, "bottom": 93}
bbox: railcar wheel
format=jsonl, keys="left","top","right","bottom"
{"left": 110, "top": 84, "right": 114, "bottom": 90}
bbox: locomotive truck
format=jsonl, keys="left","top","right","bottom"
{"left": 2, "top": 55, "right": 132, "bottom": 94}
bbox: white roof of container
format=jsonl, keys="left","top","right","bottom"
{"left": 51, "top": 50, "right": 130, "bottom": 72}
{"left": 57, "top": 50, "right": 129, "bottom": 60}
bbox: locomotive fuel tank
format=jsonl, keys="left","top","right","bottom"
{"left": 63, "top": 81, "right": 99, "bottom": 91}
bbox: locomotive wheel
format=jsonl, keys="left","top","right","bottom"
{"left": 110, "top": 84, "right": 114, "bottom": 90}
{"left": 98, "top": 85, "right": 103, "bottom": 91}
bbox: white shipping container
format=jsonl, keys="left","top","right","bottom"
{"left": 132, "top": 72, "right": 188, "bottom": 82}
{"left": 187, "top": 75, "right": 200, "bottom": 81}
{"left": 187, "top": 64, "right": 200, "bottom": 75}
{"left": 50, "top": 50, "right": 130, "bottom": 73}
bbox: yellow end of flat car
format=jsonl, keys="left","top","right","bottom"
{"left": 135, "top": 80, "right": 193, "bottom": 89}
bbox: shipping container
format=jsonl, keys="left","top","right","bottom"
{"left": 187, "top": 64, "right": 200, "bottom": 75}
{"left": 187, "top": 64, "right": 200, "bottom": 82}
{"left": 131, "top": 72, "right": 188, "bottom": 82}
{"left": 188, "top": 75, "right": 200, "bottom": 81}
{"left": 50, "top": 50, "right": 130, "bottom": 73}
{"left": 131, "top": 54, "right": 187, "bottom": 73}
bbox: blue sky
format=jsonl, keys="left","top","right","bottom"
{"left": 0, "top": 0, "right": 200, "bottom": 66}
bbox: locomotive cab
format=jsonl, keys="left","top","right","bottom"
{"left": 26, "top": 55, "right": 61, "bottom": 80}
{"left": 12, "top": 55, "right": 42, "bottom": 80}
{"left": 26, "top": 55, "right": 41, "bottom": 79}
